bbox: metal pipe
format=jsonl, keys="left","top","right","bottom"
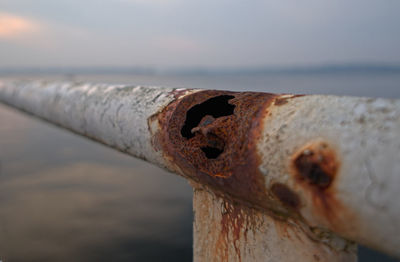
{"left": 1, "top": 79, "right": 400, "bottom": 260}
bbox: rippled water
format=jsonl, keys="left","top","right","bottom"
{"left": 1, "top": 72, "right": 400, "bottom": 261}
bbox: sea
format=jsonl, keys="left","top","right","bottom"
{"left": 1, "top": 68, "right": 399, "bottom": 261}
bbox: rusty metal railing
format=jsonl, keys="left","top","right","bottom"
{"left": 1, "top": 79, "right": 400, "bottom": 261}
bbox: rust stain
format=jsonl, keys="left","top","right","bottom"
{"left": 271, "top": 182, "right": 301, "bottom": 210}
{"left": 291, "top": 141, "right": 354, "bottom": 232}
{"left": 154, "top": 90, "right": 280, "bottom": 210}
{"left": 216, "top": 198, "right": 257, "bottom": 262}
{"left": 293, "top": 141, "right": 337, "bottom": 189}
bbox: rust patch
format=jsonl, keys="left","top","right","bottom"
{"left": 216, "top": 198, "right": 257, "bottom": 262}
{"left": 293, "top": 141, "right": 337, "bottom": 189}
{"left": 271, "top": 183, "right": 300, "bottom": 210}
{"left": 291, "top": 141, "right": 355, "bottom": 232}
{"left": 154, "top": 90, "right": 279, "bottom": 210}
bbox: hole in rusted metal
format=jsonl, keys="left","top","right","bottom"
{"left": 201, "top": 146, "right": 224, "bottom": 159}
{"left": 155, "top": 90, "right": 279, "bottom": 208}
{"left": 180, "top": 95, "right": 235, "bottom": 139}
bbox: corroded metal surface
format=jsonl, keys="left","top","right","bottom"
{"left": 150, "top": 89, "right": 400, "bottom": 259}
{"left": 1, "top": 79, "right": 400, "bottom": 260}
{"left": 292, "top": 141, "right": 338, "bottom": 189}
{"left": 290, "top": 141, "right": 347, "bottom": 230}
{"left": 152, "top": 90, "right": 279, "bottom": 212}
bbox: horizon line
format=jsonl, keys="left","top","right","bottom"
{"left": 1, "top": 62, "right": 400, "bottom": 76}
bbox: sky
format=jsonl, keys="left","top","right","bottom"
{"left": 0, "top": 0, "right": 400, "bottom": 69}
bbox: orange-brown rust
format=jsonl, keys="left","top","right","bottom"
{"left": 155, "top": 90, "right": 279, "bottom": 210}
{"left": 217, "top": 198, "right": 257, "bottom": 262}
{"left": 293, "top": 141, "right": 337, "bottom": 189}
{"left": 291, "top": 141, "right": 354, "bottom": 232}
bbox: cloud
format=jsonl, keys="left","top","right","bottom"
{"left": 0, "top": 1, "right": 400, "bottom": 67}
{"left": 0, "top": 13, "right": 40, "bottom": 39}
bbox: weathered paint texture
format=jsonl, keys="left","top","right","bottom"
{"left": 1, "top": 80, "right": 400, "bottom": 260}
{"left": 0, "top": 79, "right": 193, "bottom": 169}
{"left": 258, "top": 96, "right": 400, "bottom": 257}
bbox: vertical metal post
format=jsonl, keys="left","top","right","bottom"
{"left": 193, "top": 187, "right": 356, "bottom": 262}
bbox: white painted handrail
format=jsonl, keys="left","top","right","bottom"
{"left": 1, "top": 79, "right": 400, "bottom": 261}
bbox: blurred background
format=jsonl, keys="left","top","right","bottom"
{"left": 1, "top": 0, "right": 400, "bottom": 261}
